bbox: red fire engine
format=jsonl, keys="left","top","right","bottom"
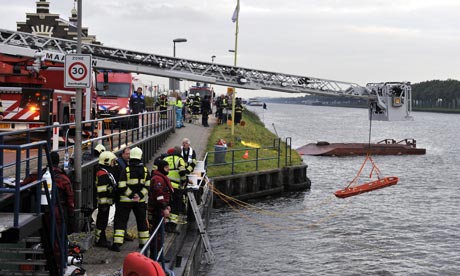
{"left": 95, "top": 71, "right": 139, "bottom": 118}
{"left": 0, "top": 53, "right": 96, "bottom": 130}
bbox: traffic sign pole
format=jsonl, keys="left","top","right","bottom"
{"left": 74, "top": 0, "right": 83, "bottom": 233}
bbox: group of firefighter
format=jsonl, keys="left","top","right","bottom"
{"left": 128, "top": 88, "right": 245, "bottom": 128}
{"left": 93, "top": 138, "right": 197, "bottom": 258}
{"left": 183, "top": 93, "right": 245, "bottom": 126}
{"left": 214, "top": 95, "right": 245, "bottom": 125}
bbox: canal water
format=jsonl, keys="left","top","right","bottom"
{"left": 199, "top": 103, "right": 460, "bottom": 276}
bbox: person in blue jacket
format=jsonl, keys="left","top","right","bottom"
{"left": 129, "top": 87, "right": 146, "bottom": 128}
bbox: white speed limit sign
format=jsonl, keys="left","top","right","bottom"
{"left": 64, "top": 54, "right": 92, "bottom": 88}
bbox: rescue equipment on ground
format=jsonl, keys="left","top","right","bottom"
{"left": 334, "top": 155, "right": 399, "bottom": 198}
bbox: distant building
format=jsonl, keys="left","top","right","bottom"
{"left": 16, "top": 0, "right": 100, "bottom": 44}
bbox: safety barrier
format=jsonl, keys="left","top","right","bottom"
{"left": 0, "top": 141, "right": 67, "bottom": 275}
{"left": 206, "top": 137, "right": 293, "bottom": 174}
{"left": 0, "top": 109, "right": 176, "bottom": 231}
{"left": 139, "top": 217, "right": 167, "bottom": 268}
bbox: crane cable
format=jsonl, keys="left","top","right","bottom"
{"left": 207, "top": 181, "right": 351, "bottom": 231}
{"left": 345, "top": 102, "right": 382, "bottom": 190}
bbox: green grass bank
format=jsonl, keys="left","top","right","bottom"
{"left": 205, "top": 110, "right": 303, "bottom": 177}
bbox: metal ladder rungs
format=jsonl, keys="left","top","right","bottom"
{"left": 187, "top": 189, "right": 214, "bottom": 264}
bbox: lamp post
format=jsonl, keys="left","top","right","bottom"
{"left": 173, "top": 38, "right": 187, "bottom": 57}
{"left": 170, "top": 38, "right": 187, "bottom": 92}
{"left": 211, "top": 55, "right": 216, "bottom": 63}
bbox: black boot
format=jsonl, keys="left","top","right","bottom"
{"left": 95, "top": 237, "right": 107, "bottom": 248}
{"left": 109, "top": 243, "right": 121, "bottom": 252}
{"left": 95, "top": 233, "right": 107, "bottom": 247}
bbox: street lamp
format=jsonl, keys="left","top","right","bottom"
{"left": 171, "top": 38, "right": 187, "bottom": 92}
{"left": 173, "top": 38, "right": 187, "bottom": 57}
{"left": 211, "top": 55, "right": 216, "bottom": 63}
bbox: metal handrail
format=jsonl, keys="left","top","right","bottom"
{"left": 0, "top": 141, "right": 67, "bottom": 275}
{"left": 207, "top": 138, "right": 292, "bottom": 174}
{"left": 139, "top": 217, "right": 166, "bottom": 268}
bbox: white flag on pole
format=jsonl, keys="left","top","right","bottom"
{"left": 232, "top": 4, "right": 239, "bottom": 23}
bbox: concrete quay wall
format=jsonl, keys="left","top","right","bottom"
{"left": 211, "top": 164, "right": 311, "bottom": 207}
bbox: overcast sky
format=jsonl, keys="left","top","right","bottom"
{"left": 2, "top": 0, "right": 460, "bottom": 98}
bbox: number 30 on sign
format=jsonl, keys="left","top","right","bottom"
{"left": 64, "top": 54, "right": 92, "bottom": 88}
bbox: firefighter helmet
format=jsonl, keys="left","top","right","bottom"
{"left": 195, "top": 93, "right": 200, "bottom": 97}
{"left": 162, "top": 92, "right": 167, "bottom": 96}
{"left": 130, "top": 147, "right": 143, "bottom": 160}
{"left": 98, "top": 151, "right": 117, "bottom": 166}
{"left": 95, "top": 144, "right": 106, "bottom": 154}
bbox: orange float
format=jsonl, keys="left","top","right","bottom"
{"left": 123, "top": 252, "right": 165, "bottom": 276}
{"left": 334, "top": 176, "right": 399, "bottom": 198}
{"left": 334, "top": 155, "right": 399, "bottom": 198}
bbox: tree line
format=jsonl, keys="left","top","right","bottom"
{"left": 412, "top": 79, "right": 460, "bottom": 110}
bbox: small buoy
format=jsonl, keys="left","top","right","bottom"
{"left": 242, "top": 150, "right": 249, "bottom": 159}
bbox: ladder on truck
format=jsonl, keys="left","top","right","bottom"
{"left": 187, "top": 176, "right": 214, "bottom": 264}
{"left": 0, "top": 28, "right": 412, "bottom": 121}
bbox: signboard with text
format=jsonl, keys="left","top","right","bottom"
{"left": 64, "top": 54, "right": 92, "bottom": 88}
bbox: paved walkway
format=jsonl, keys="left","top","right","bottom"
{"left": 80, "top": 116, "right": 216, "bottom": 275}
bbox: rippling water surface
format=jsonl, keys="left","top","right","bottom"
{"left": 199, "top": 104, "right": 460, "bottom": 276}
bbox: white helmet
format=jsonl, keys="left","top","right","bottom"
{"left": 98, "top": 151, "right": 117, "bottom": 166}
{"left": 95, "top": 144, "right": 106, "bottom": 154}
{"left": 162, "top": 92, "right": 167, "bottom": 96}
{"left": 130, "top": 147, "right": 143, "bottom": 160}
{"left": 195, "top": 93, "right": 200, "bottom": 97}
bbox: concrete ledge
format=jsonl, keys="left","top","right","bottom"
{"left": 212, "top": 164, "right": 310, "bottom": 207}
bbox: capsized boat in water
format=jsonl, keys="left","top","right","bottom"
{"left": 296, "top": 138, "right": 426, "bottom": 156}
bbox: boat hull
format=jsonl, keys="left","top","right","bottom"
{"left": 297, "top": 141, "right": 426, "bottom": 156}
{"left": 334, "top": 176, "right": 399, "bottom": 198}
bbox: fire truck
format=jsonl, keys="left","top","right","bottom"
{"left": 0, "top": 53, "right": 96, "bottom": 131}
{"left": 189, "top": 82, "right": 215, "bottom": 103}
{"left": 96, "top": 71, "right": 136, "bottom": 118}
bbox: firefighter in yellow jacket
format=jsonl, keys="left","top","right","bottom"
{"left": 163, "top": 147, "right": 189, "bottom": 231}
{"left": 110, "top": 147, "right": 150, "bottom": 252}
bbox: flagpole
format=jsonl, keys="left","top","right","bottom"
{"left": 231, "top": 0, "right": 240, "bottom": 136}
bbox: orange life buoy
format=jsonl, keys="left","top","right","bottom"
{"left": 123, "top": 252, "right": 165, "bottom": 276}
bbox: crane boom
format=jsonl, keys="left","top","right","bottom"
{"left": 0, "top": 28, "right": 412, "bottom": 121}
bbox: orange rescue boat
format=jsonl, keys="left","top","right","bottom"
{"left": 334, "top": 176, "right": 399, "bottom": 198}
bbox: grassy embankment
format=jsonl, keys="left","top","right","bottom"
{"left": 205, "top": 110, "right": 303, "bottom": 177}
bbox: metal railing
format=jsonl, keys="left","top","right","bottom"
{"left": 206, "top": 137, "right": 293, "bottom": 174}
{"left": 0, "top": 141, "right": 67, "bottom": 275}
{"left": 140, "top": 217, "right": 166, "bottom": 268}
{"left": 1, "top": 108, "right": 176, "bottom": 231}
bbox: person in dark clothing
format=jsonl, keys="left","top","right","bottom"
{"left": 94, "top": 151, "right": 118, "bottom": 247}
{"left": 200, "top": 95, "right": 211, "bottom": 127}
{"left": 116, "top": 146, "right": 130, "bottom": 175}
{"left": 148, "top": 159, "right": 173, "bottom": 258}
{"left": 110, "top": 147, "right": 150, "bottom": 252}
{"left": 50, "top": 151, "right": 75, "bottom": 234}
{"left": 130, "top": 87, "right": 146, "bottom": 114}
{"left": 157, "top": 92, "right": 168, "bottom": 120}
{"left": 234, "top": 97, "right": 244, "bottom": 124}
{"left": 129, "top": 87, "right": 146, "bottom": 128}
